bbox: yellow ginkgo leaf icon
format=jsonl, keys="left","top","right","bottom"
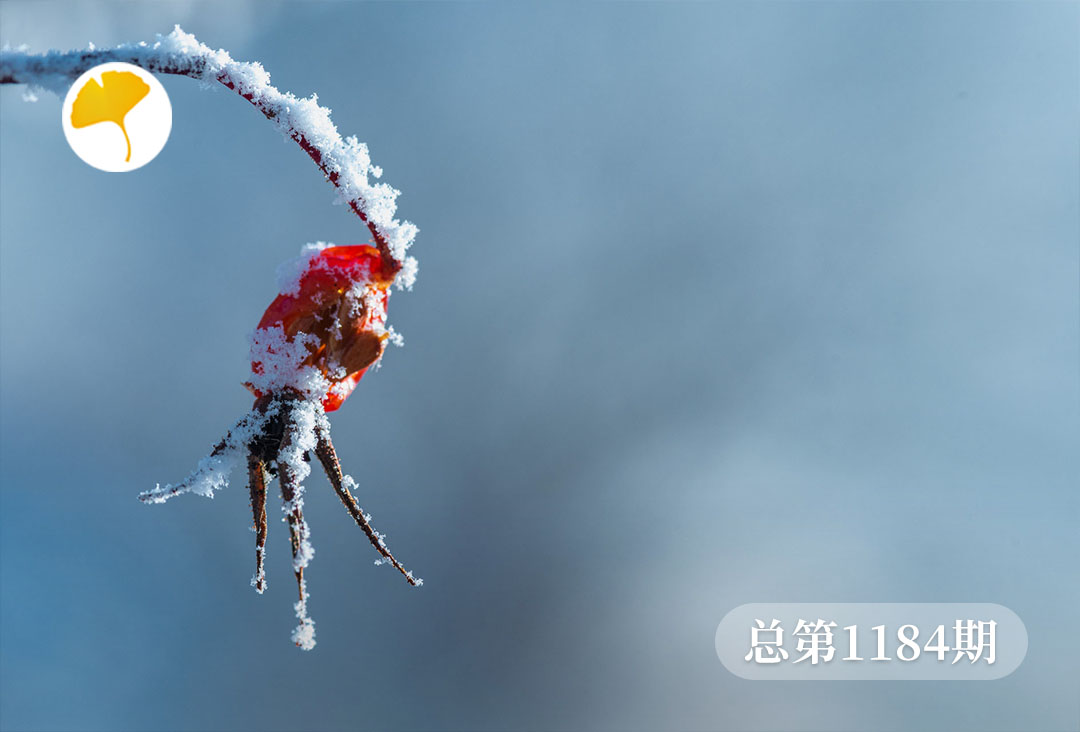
{"left": 70, "top": 70, "right": 150, "bottom": 162}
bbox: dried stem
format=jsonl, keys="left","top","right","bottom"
{"left": 276, "top": 432, "right": 316, "bottom": 651}
{"left": 314, "top": 424, "right": 420, "bottom": 586}
{"left": 276, "top": 456, "right": 307, "bottom": 605}
{"left": 247, "top": 454, "right": 268, "bottom": 594}
{"left": 137, "top": 436, "right": 228, "bottom": 504}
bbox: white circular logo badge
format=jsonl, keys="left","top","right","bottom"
{"left": 61, "top": 62, "right": 172, "bottom": 172}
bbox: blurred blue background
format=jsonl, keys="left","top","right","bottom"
{"left": 1, "top": 2, "right": 1077, "bottom": 730}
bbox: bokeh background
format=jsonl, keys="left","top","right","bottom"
{"left": 1, "top": 3, "right": 1077, "bottom": 731}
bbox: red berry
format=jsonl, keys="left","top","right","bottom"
{"left": 249, "top": 245, "right": 394, "bottom": 411}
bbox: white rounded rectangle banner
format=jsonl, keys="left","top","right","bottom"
{"left": 716, "top": 603, "right": 1026, "bottom": 680}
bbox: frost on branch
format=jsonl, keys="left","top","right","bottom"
{"left": 137, "top": 406, "right": 275, "bottom": 505}
{"left": 0, "top": 26, "right": 419, "bottom": 289}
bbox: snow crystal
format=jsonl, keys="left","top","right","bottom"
{"left": 275, "top": 241, "right": 330, "bottom": 297}
{"left": 384, "top": 326, "right": 405, "bottom": 348}
{"left": 251, "top": 546, "right": 267, "bottom": 594}
{"left": 247, "top": 325, "right": 331, "bottom": 403}
{"left": 279, "top": 399, "right": 318, "bottom": 484}
{"left": 397, "top": 256, "right": 419, "bottom": 291}
{"left": 291, "top": 577, "right": 317, "bottom": 651}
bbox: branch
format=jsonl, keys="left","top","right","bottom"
{"left": 0, "top": 26, "right": 418, "bottom": 288}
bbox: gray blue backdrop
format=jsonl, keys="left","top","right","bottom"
{"left": 1, "top": 2, "right": 1077, "bottom": 730}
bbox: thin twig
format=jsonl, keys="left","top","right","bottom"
{"left": 247, "top": 454, "right": 268, "bottom": 594}
{"left": 136, "top": 436, "right": 228, "bottom": 504}
{"left": 314, "top": 424, "right": 421, "bottom": 586}
{"left": 276, "top": 458, "right": 307, "bottom": 604}
{"left": 276, "top": 436, "right": 316, "bottom": 650}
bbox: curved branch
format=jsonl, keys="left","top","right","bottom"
{"left": 0, "top": 26, "right": 417, "bottom": 287}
